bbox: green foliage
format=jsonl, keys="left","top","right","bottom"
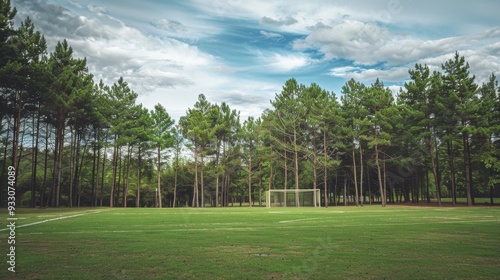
{"left": 1, "top": 1, "right": 499, "bottom": 208}
{"left": 151, "top": 103, "right": 174, "bottom": 149}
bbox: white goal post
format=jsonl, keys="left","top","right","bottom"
{"left": 265, "top": 189, "right": 321, "bottom": 208}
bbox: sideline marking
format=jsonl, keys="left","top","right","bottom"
{"left": 279, "top": 218, "right": 322, "bottom": 223}
{"left": 26, "top": 218, "right": 500, "bottom": 235}
{"left": 0, "top": 210, "right": 104, "bottom": 232}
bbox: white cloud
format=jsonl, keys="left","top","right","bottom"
{"left": 150, "top": 18, "right": 187, "bottom": 33}
{"left": 261, "top": 16, "right": 298, "bottom": 27}
{"left": 12, "top": 0, "right": 234, "bottom": 122}
{"left": 330, "top": 66, "right": 409, "bottom": 82}
{"left": 12, "top": 0, "right": 500, "bottom": 121}
{"left": 208, "top": 79, "right": 281, "bottom": 120}
{"left": 267, "top": 53, "right": 311, "bottom": 72}
{"left": 485, "top": 42, "right": 500, "bottom": 56}
{"left": 260, "top": 30, "right": 283, "bottom": 40}
{"left": 188, "top": 0, "right": 500, "bottom": 73}
{"left": 292, "top": 20, "right": 392, "bottom": 65}
{"left": 67, "top": 0, "right": 82, "bottom": 9}
{"left": 293, "top": 19, "right": 460, "bottom": 66}
{"left": 87, "top": 4, "right": 108, "bottom": 14}
{"left": 329, "top": 66, "right": 362, "bottom": 77}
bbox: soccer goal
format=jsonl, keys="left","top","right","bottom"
{"left": 266, "top": 189, "right": 321, "bottom": 207}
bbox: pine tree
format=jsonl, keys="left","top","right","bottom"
{"left": 441, "top": 52, "right": 478, "bottom": 206}
{"left": 179, "top": 94, "right": 214, "bottom": 207}
{"left": 341, "top": 79, "right": 369, "bottom": 206}
{"left": 476, "top": 74, "right": 500, "bottom": 204}
{"left": 0, "top": 16, "right": 48, "bottom": 206}
{"left": 363, "top": 79, "right": 395, "bottom": 207}
{"left": 107, "top": 77, "right": 138, "bottom": 207}
{"left": 400, "top": 64, "right": 442, "bottom": 205}
{"left": 47, "top": 40, "right": 90, "bottom": 207}
{"left": 171, "top": 124, "right": 184, "bottom": 208}
{"left": 242, "top": 116, "right": 256, "bottom": 206}
{"left": 269, "top": 78, "right": 307, "bottom": 206}
{"left": 151, "top": 104, "right": 174, "bottom": 208}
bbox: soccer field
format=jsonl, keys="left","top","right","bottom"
{"left": 1, "top": 206, "right": 500, "bottom": 279}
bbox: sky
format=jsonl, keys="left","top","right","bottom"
{"left": 11, "top": 0, "right": 500, "bottom": 123}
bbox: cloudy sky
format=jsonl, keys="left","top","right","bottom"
{"left": 12, "top": 0, "right": 500, "bottom": 122}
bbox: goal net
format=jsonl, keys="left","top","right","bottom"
{"left": 265, "top": 189, "right": 321, "bottom": 207}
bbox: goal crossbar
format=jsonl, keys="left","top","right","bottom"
{"left": 265, "top": 189, "right": 320, "bottom": 208}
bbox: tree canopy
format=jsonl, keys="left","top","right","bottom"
{"left": 1, "top": 1, "right": 499, "bottom": 208}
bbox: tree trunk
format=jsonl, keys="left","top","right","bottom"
{"left": 200, "top": 149, "right": 204, "bottom": 208}
{"left": 52, "top": 115, "right": 65, "bottom": 208}
{"left": 193, "top": 142, "right": 199, "bottom": 207}
{"left": 12, "top": 90, "right": 21, "bottom": 172}
{"left": 40, "top": 123, "right": 49, "bottom": 207}
{"left": 123, "top": 144, "right": 131, "bottom": 207}
{"left": 352, "top": 143, "right": 359, "bottom": 206}
{"left": 375, "top": 142, "right": 385, "bottom": 207}
{"left": 136, "top": 145, "right": 141, "bottom": 207}
{"left": 490, "top": 164, "right": 494, "bottom": 205}
{"left": 214, "top": 174, "right": 218, "bottom": 208}
{"left": 334, "top": 173, "right": 338, "bottom": 206}
{"left": 463, "top": 133, "right": 473, "bottom": 206}
{"left": 110, "top": 138, "right": 118, "bottom": 207}
{"left": 383, "top": 153, "right": 387, "bottom": 204}
{"left": 323, "top": 129, "right": 328, "bottom": 207}
{"left": 284, "top": 150, "right": 288, "bottom": 207}
{"left": 436, "top": 137, "right": 442, "bottom": 204}
{"left": 31, "top": 107, "right": 41, "bottom": 207}
{"left": 173, "top": 163, "right": 178, "bottom": 208}
{"left": 157, "top": 145, "right": 162, "bottom": 208}
{"left": 76, "top": 140, "right": 88, "bottom": 207}
{"left": 294, "top": 128, "right": 299, "bottom": 207}
{"left": 16, "top": 120, "right": 26, "bottom": 183}
{"left": 116, "top": 148, "right": 123, "bottom": 206}
{"left": 312, "top": 141, "right": 318, "bottom": 207}
{"left": 0, "top": 122, "right": 11, "bottom": 207}
{"left": 268, "top": 146, "right": 273, "bottom": 207}
{"left": 344, "top": 172, "right": 347, "bottom": 206}
{"left": 359, "top": 143, "right": 364, "bottom": 206}
{"left": 55, "top": 122, "right": 64, "bottom": 208}
{"left": 428, "top": 136, "right": 441, "bottom": 206}
{"left": 223, "top": 173, "right": 229, "bottom": 207}
{"left": 446, "top": 139, "right": 457, "bottom": 205}
{"left": 91, "top": 129, "right": 98, "bottom": 207}
{"left": 72, "top": 130, "right": 83, "bottom": 207}
{"left": 69, "top": 128, "right": 75, "bottom": 207}
{"left": 366, "top": 158, "right": 372, "bottom": 205}
{"left": 468, "top": 145, "right": 475, "bottom": 205}
{"left": 248, "top": 139, "right": 252, "bottom": 207}
{"left": 227, "top": 174, "right": 231, "bottom": 207}
{"left": 259, "top": 163, "right": 263, "bottom": 206}
{"left": 50, "top": 121, "right": 57, "bottom": 207}
{"left": 100, "top": 141, "right": 107, "bottom": 207}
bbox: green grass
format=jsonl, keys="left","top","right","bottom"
{"left": 1, "top": 206, "right": 500, "bottom": 279}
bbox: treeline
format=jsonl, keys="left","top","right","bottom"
{"left": 1, "top": 1, "right": 499, "bottom": 207}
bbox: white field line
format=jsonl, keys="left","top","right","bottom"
{"left": 23, "top": 218, "right": 500, "bottom": 235}
{"left": 279, "top": 218, "right": 323, "bottom": 223}
{"left": 0, "top": 210, "right": 104, "bottom": 232}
